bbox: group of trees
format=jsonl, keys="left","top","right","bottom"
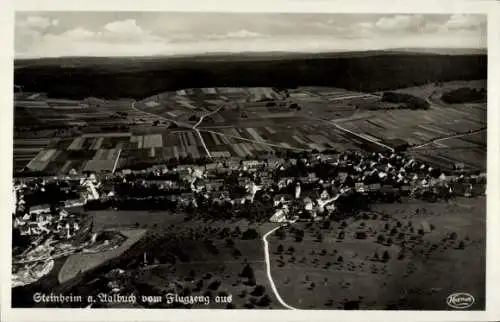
{"left": 381, "top": 92, "right": 430, "bottom": 110}
{"left": 15, "top": 53, "right": 486, "bottom": 99}
{"left": 441, "top": 87, "right": 486, "bottom": 104}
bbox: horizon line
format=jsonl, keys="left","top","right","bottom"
{"left": 14, "top": 47, "right": 487, "bottom": 60}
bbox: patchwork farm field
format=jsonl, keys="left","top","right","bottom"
{"left": 267, "top": 197, "right": 485, "bottom": 310}
{"left": 14, "top": 81, "right": 486, "bottom": 174}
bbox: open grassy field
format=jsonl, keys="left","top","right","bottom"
{"left": 58, "top": 229, "right": 147, "bottom": 283}
{"left": 267, "top": 197, "right": 485, "bottom": 309}
{"left": 61, "top": 210, "right": 281, "bottom": 308}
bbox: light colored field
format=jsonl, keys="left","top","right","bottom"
{"left": 145, "top": 101, "right": 160, "bottom": 108}
{"left": 58, "top": 229, "right": 147, "bottom": 284}
{"left": 218, "top": 133, "right": 231, "bottom": 145}
{"left": 218, "top": 87, "right": 246, "bottom": 94}
{"left": 201, "top": 88, "right": 217, "bottom": 94}
{"left": 211, "top": 151, "right": 231, "bottom": 158}
{"left": 60, "top": 160, "right": 72, "bottom": 174}
{"left": 143, "top": 134, "right": 163, "bottom": 148}
{"left": 68, "top": 137, "right": 84, "bottom": 150}
{"left": 307, "top": 143, "right": 323, "bottom": 151}
{"left": 246, "top": 128, "right": 265, "bottom": 143}
{"left": 231, "top": 144, "right": 246, "bottom": 158}
{"left": 292, "top": 135, "right": 307, "bottom": 145}
{"left": 264, "top": 126, "right": 276, "bottom": 134}
{"left": 175, "top": 98, "right": 197, "bottom": 110}
{"left": 36, "top": 149, "right": 53, "bottom": 162}
{"left": 93, "top": 149, "right": 105, "bottom": 160}
{"left": 210, "top": 132, "right": 221, "bottom": 145}
{"left": 92, "top": 137, "right": 104, "bottom": 150}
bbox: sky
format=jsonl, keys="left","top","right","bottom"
{"left": 15, "top": 12, "right": 487, "bottom": 58}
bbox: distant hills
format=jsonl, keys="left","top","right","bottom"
{"left": 14, "top": 49, "right": 487, "bottom": 100}
{"left": 15, "top": 48, "right": 487, "bottom": 67}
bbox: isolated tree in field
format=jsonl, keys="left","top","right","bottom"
{"left": 338, "top": 231, "right": 345, "bottom": 240}
{"left": 321, "top": 249, "right": 327, "bottom": 256}
{"left": 251, "top": 285, "right": 266, "bottom": 297}
{"left": 232, "top": 248, "right": 242, "bottom": 258}
{"left": 208, "top": 279, "right": 221, "bottom": 291}
{"left": 417, "top": 229, "right": 424, "bottom": 236}
{"left": 316, "top": 233, "right": 324, "bottom": 242}
{"left": 242, "top": 228, "right": 259, "bottom": 240}
{"left": 356, "top": 231, "right": 367, "bottom": 240}
{"left": 337, "top": 256, "right": 344, "bottom": 263}
{"left": 373, "top": 252, "right": 379, "bottom": 261}
{"left": 232, "top": 226, "right": 242, "bottom": 237}
{"left": 277, "top": 244, "right": 284, "bottom": 253}
{"left": 384, "top": 223, "right": 390, "bottom": 231}
{"left": 240, "top": 264, "right": 256, "bottom": 285}
{"left": 377, "top": 235, "right": 386, "bottom": 244}
{"left": 194, "top": 279, "right": 204, "bottom": 291}
{"left": 382, "top": 251, "right": 390, "bottom": 262}
{"left": 390, "top": 228, "right": 398, "bottom": 236}
{"left": 257, "top": 295, "right": 272, "bottom": 307}
{"left": 275, "top": 228, "right": 286, "bottom": 240}
{"left": 288, "top": 246, "right": 295, "bottom": 254}
{"left": 457, "top": 241, "right": 465, "bottom": 249}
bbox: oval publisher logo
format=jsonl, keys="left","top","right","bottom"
{"left": 447, "top": 292, "right": 475, "bottom": 309}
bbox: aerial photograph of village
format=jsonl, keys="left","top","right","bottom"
{"left": 11, "top": 11, "right": 486, "bottom": 310}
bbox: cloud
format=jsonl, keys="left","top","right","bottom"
{"left": 443, "top": 14, "right": 485, "bottom": 30}
{"left": 17, "top": 16, "right": 59, "bottom": 29}
{"left": 15, "top": 13, "right": 487, "bottom": 58}
{"left": 103, "top": 19, "right": 145, "bottom": 35}
{"left": 61, "top": 28, "right": 95, "bottom": 39}
{"left": 374, "top": 15, "right": 429, "bottom": 33}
